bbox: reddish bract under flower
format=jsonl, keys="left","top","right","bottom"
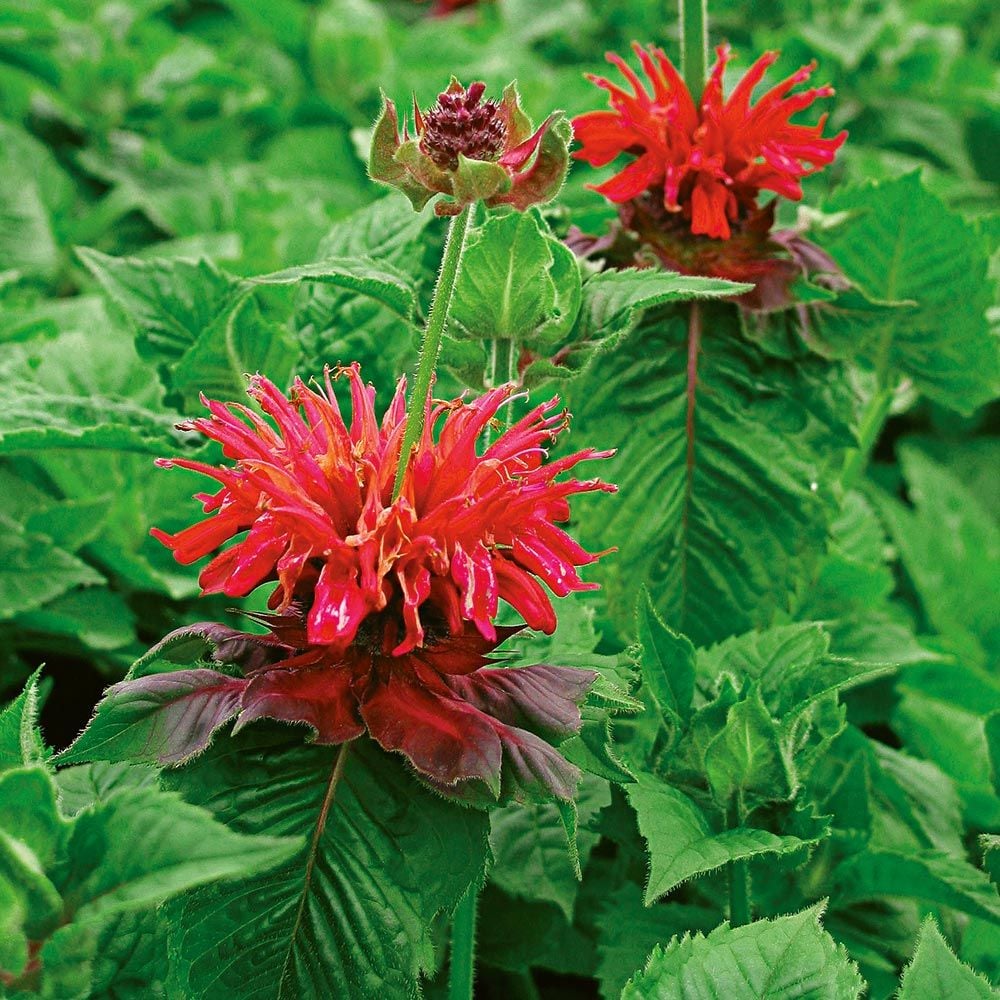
{"left": 152, "top": 365, "right": 614, "bottom": 659}
{"left": 572, "top": 43, "right": 846, "bottom": 240}
{"left": 123, "top": 617, "right": 594, "bottom": 802}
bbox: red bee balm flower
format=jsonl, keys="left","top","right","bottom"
{"left": 573, "top": 44, "right": 846, "bottom": 240}
{"left": 144, "top": 366, "right": 614, "bottom": 801}
{"left": 152, "top": 365, "right": 614, "bottom": 657}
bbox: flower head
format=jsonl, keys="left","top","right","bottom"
{"left": 370, "top": 79, "right": 571, "bottom": 216}
{"left": 572, "top": 44, "right": 846, "bottom": 240}
{"left": 152, "top": 365, "right": 614, "bottom": 658}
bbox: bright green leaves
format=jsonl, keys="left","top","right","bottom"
{"left": 448, "top": 211, "right": 580, "bottom": 380}
{"left": 898, "top": 918, "right": 997, "bottom": 1000}
{"left": 79, "top": 246, "right": 418, "bottom": 410}
{"left": 634, "top": 589, "right": 695, "bottom": 731}
{"left": 626, "top": 776, "right": 817, "bottom": 905}
{"left": 163, "top": 727, "right": 491, "bottom": 1000}
{"left": 569, "top": 304, "right": 856, "bottom": 647}
{"left": 622, "top": 905, "right": 864, "bottom": 1000}
{"left": 816, "top": 172, "right": 1000, "bottom": 413}
{"left": 0, "top": 691, "right": 299, "bottom": 1000}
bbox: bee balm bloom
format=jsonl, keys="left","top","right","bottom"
{"left": 573, "top": 44, "right": 846, "bottom": 240}
{"left": 142, "top": 366, "right": 614, "bottom": 801}
{"left": 152, "top": 365, "right": 614, "bottom": 657}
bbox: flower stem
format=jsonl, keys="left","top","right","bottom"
{"left": 448, "top": 882, "right": 479, "bottom": 1000}
{"left": 392, "top": 204, "right": 473, "bottom": 500}
{"left": 841, "top": 384, "right": 894, "bottom": 491}
{"left": 679, "top": 0, "right": 709, "bottom": 96}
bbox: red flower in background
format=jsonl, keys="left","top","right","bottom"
{"left": 144, "top": 367, "right": 614, "bottom": 801}
{"left": 153, "top": 365, "right": 613, "bottom": 656}
{"left": 573, "top": 43, "right": 846, "bottom": 240}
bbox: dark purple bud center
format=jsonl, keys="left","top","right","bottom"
{"left": 420, "top": 82, "right": 506, "bottom": 171}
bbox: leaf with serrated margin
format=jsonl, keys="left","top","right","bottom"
{"left": 898, "top": 917, "right": 996, "bottom": 1000}
{"left": 832, "top": 848, "right": 1000, "bottom": 925}
{"left": 249, "top": 255, "right": 416, "bottom": 317}
{"left": 164, "top": 726, "right": 490, "bottom": 1000}
{"left": 627, "top": 772, "right": 818, "bottom": 905}
{"left": 0, "top": 670, "right": 47, "bottom": 773}
{"left": 817, "top": 172, "right": 999, "bottom": 414}
{"left": 698, "top": 623, "right": 895, "bottom": 719}
{"left": 569, "top": 304, "right": 856, "bottom": 647}
{"left": 621, "top": 903, "right": 864, "bottom": 999}
{"left": 635, "top": 587, "right": 695, "bottom": 727}
{"left": 489, "top": 773, "right": 610, "bottom": 920}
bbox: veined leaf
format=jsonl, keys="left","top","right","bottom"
{"left": 0, "top": 671, "right": 47, "bottom": 774}
{"left": 832, "top": 848, "right": 1000, "bottom": 925}
{"left": 635, "top": 587, "right": 696, "bottom": 727}
{"left": 818, "top": 172, "right": 999, "bottom": 413}
{"left": 898, "top": 917, "right": 996, "bottom": 1000}
{"left": 621, "top": 904, "right": 864, "bottom": 999}
{"left": 569, "top": 304, "right": 855, "bottom": 647}
{"left": 488, "top": 773, "right": 611, "bottom": 920}
{"left": 164, "top": 726, "right": 490, "bottom": 999}
{"left": 627, "top": 773, "right": 818, "bottom": 905}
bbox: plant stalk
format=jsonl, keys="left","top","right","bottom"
{"left": 448, "top": 883, "right": 479, "bottom": 1000}
{"left": 727, "top": 798, "right": 752, "bottom": 927}
{"left": 392, "top": 204, "right": 473, "bottom": 500}
{"left": 841, "top": 384, "right": 894, "bottom": 491}
{"left": 679, "top": 0, "right": 709, "bottom": 96}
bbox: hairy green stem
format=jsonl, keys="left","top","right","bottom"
{"left": 392, "top": 204, "right": 472, "bottom": 500}
{"left": 448, "top": 883, "right": 479, "bottom": 1000}
{"left": 728, "top": 799, "right": 752, "bottom": 927}
{"left": 679, "top": 0, "right": 709, "bottom": 96}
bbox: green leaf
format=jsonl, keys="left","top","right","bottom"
{"left": 622, "top": 904, "right": 864, "bottom": 999}
{"left": 873, "top": 445, "right": 1000, "bottom": 664}
{"left": 635, "top": 587, "right": 696, "bottom": 726}
{"left": 450, "top": 211, "right": 581, "bottom": 350}
{"left": 703, "top": 687, "right": 794, "bottom": 813}
{"left": 818, "top": 172, "right": 999, "bottom": 413}
{"left": 595, "top": 883, "right": 716, "bottom": 1000}
{"left": 627, "top": 773, "right": 818, "bottom": 905}
{"left": 832, "top": 848, "right": 1000, "bottom": 925}
{"left": 488, "top": 773, "right": 611, "bottom": 920}
{"left": 57, "top": 785, "right": 301, "bottom": 925}
{"left": 0, "top": 671, "right": 47, "bottom": 774}
{"left": 699, "top": 624, "right": 894, "bottom": 719}
{"left": 249, "top": 255, "right": 417, "bottom": 318}
{"left": 55, "top": 762, "right": 160, "bottom": 817}
{"left": 575, "top": 269, "right": 750, "bottom": 350}
{"left": 569, "top": 305, "right": 855, "bottom": 647}
{"left": 0, "top": 513, "right": 102, "bottom": 619}
{"left": 898, "top": 917, "right": 997, "bottom": 1000}
{"left": 164, "top": 727, "right": 490, "bottom": 999}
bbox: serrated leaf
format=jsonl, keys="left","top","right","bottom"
{"left": 818, "top": 172, "right": 999, "bottom": 413}
{"left": 622, "top": 904, "right": 864, "bottom": 999}
{"left": 569, "top": 304, "right": 855, "bottom": 647}
{"left": 56, "top": 785, "right": 301, "bottom": 925}
{"left": 635, "top": 588, "right": 695, "bottom": 726}
{"left": 699, "top": 624, "right": 894, "bottom": 719}
{"left": 627, "top": 773, "right": 818, "bottom": 905}
{"left": 703, "top": 687, "right": 794, "bottom": 812}
{"left": 898, "top": 917, "right": 997, "bottom": 1000}
{"left": 832, "top": 848, "right": 1000, "bottom": 925}
{"left": 249, "top": 255, "right": 416, "bottom": 317}
{"left": 489, "top": 773, "right": 611, "bottom": 920}
{"left": 164, "top": 727, "right": 490, "bottom": 999}
{"left": 55, "top": 762, "right": 160, "bottom": 817}
{"left": 0, "top": 671, "right": 47, "bottom": 773}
